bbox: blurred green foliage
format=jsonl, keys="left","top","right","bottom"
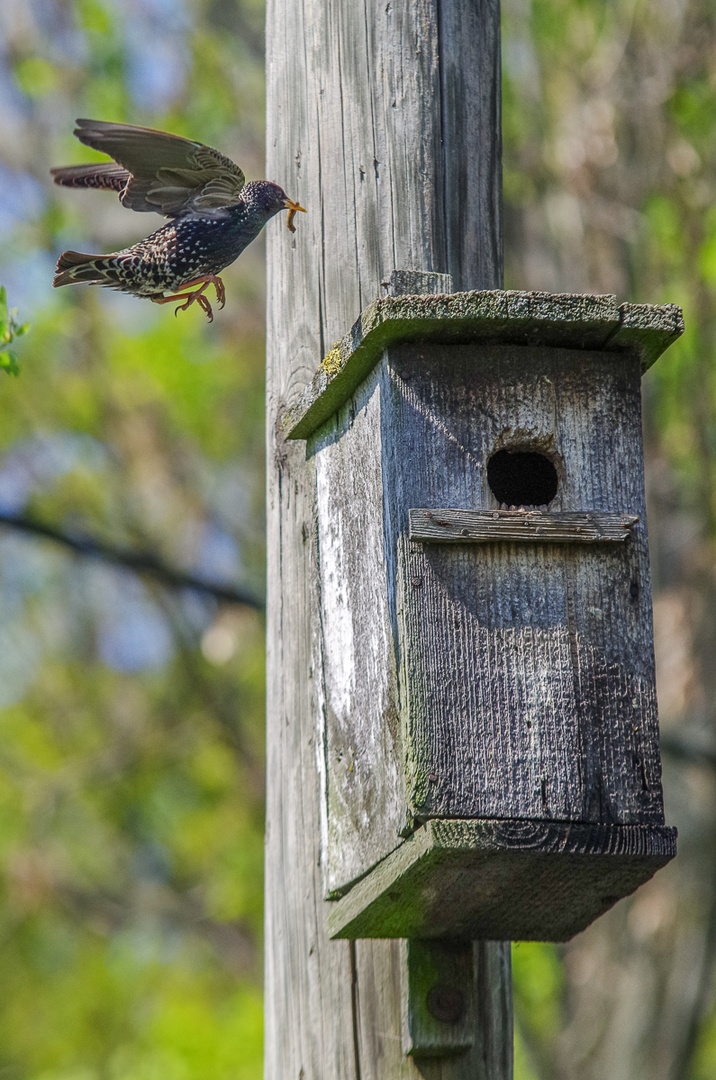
{"left": 0, "top": 286, "right": 28, "bottom": 376}
{"left": 0, "top": 0, "right": 715, "bottom": 1078}
{"left": 0, "top": 2, "right": 268, "bottom": 1078}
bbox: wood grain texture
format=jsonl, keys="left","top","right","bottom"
{"left": 264, "top": 0, "right": 510, "bottom": 1077}
{"left": 384, "top": 343, "right": 663, "bottom": 826}
{"left": 313, "top": 367, "right": 408, "bottom": 897}
{"left": 408, "top": 508, "right": 638, "bottom": 544}
{"left": 327, "top": 819, "right": 677, "bottom": 941}
{"left": 388, "top": 271, "right": 454, "bottom": 297}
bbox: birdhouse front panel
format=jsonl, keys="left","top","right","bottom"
{"left": 384, "top": 341, "right": 663, "bottom": 827}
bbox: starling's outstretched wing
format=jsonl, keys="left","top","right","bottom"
{"left": 52, "top": 119, "right": 246, "bottom": 217}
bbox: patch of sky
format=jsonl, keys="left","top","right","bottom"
{"left": 125, "top": 37, "right": 188, "bottom": 111}
{"left": 0, "top": 165, "right": 46, "bottom": 234}
{"left": 17, "top": 0, "right": 88, "bottom": 64}
{"left": 0, "top": 51, "right": 34, "bottom": 119}
{"left": 0, "top": 432, "right": 111, "bottom": 514}
{"left": 138, "top": 0, "right": 190, "bottom": 24}
{"left": 0, "top": 251, "right": 57, "bottom": 314}
{"left": 90, "top": 564, "right": 175, "bottom": 671}
{"left": 177, "top": 587, "right": 217, "bottom": 634}
{"left": 195, "top": 519, "right": 241, "bottom": 583}
{"left": 124, "top": 0, "right": 189, "bottom": 111}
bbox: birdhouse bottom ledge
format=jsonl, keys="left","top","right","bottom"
{"left": 325, "top": 817, "right": 677, "bottom": 942}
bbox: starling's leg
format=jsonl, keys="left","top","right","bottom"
{"left": 174, "top": 290, "right": 214, "bottom": 321}
{"left": 192, "top": 293, "right": 214, "bottom": 320}
{"left": 152, "top": 281, "right": 214, "bottom": 322}
{"left": 177, "top": 274, "right": 225, "bottom": 309}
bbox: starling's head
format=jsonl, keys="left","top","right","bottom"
{"left": 244, "top": 180, "right": 306, "bottom": 231}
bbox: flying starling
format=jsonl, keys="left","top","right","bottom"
{"left": 51, "top": 119, "right": 306, "bottom": 322}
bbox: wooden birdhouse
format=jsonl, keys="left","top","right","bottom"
{"left": 281, "top": 271, "right": 682, "bottom": 942}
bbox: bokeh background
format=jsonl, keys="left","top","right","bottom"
{"left": 0, "top": 1, "right": 714, "bottom": 1078}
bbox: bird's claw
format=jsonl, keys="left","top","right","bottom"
{"left": 173, "top": 290, "right": 214, "bottom": 323}
{"left": 153, "top": 274, "right": 224, "bottom": 323}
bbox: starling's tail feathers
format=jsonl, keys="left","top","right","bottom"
{"left": 53, "top": 250, "right": 125, "bottom": 289}
{"left": 51, "top": 163, "right": 131, "bottom": 193}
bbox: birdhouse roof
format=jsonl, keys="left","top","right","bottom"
{"left": 282, "top": 289, "right": 683, "bottom": 441}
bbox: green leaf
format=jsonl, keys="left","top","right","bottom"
{"left": 0, "top": 350, "right": 20, "bottom": 376}
{"left": 76, "top": 0, "right": 114, "bottom": 35}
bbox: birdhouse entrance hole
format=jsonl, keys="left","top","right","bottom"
{"left": 487, "top": 447, "right": 559, "bottom": 507}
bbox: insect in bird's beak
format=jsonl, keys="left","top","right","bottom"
{"left": 284, "top": 197, "right": 307, "bottom": 233}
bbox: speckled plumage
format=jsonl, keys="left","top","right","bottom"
{"left": 52, "top": 120, "right": 306, "bottom": 321}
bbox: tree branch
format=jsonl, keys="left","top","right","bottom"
{"left": 0, "top": 511, "right": 265, "bottom": 610}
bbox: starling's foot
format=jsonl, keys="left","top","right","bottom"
{"left": 175, "top": 290, "right": 214, "bottom": 322}
{"left": 152, "top": 280, "right": 216, "bottom": 322}
{"left": 176, "top": 274, "right": 226, "bottom": 310}
{"left": 209, "top": 275, "right": 225, "bottom": 309}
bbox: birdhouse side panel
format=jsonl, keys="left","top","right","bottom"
{"left": 312, "top": 364, "right": 407, "bottom": 896}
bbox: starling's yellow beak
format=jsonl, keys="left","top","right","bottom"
{"left": 284, "top": 197, "right": 307, "bottom": 233}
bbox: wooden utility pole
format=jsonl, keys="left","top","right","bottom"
{"left": 264, "top": 1, "right": 510, "bottom": 1076}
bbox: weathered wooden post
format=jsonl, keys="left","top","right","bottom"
{"left": 265, "top": 0, "right": 681, "bottom": 1075}
{"left": 265, "top": 0, "right": 510, "bottom": 1075}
